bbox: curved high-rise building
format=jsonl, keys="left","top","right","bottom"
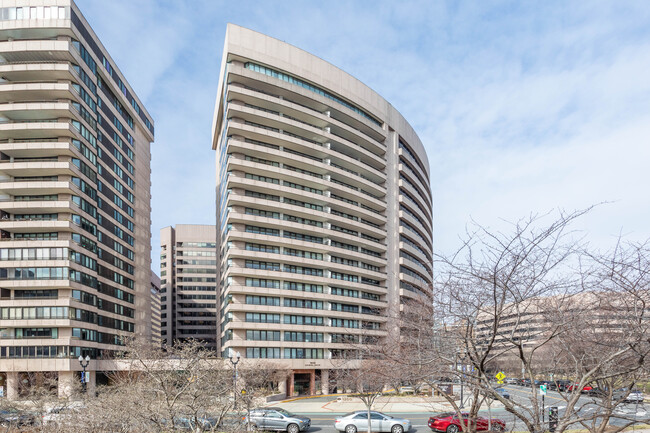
{"left": 212, "top": 24, "right": 432, "bottom": 396}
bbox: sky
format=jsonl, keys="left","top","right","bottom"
{"left": 75, "top": 0, "right": 650, "bottom": 272}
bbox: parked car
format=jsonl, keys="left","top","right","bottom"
{"left": 550, "top": 380, "right": 572, "bottom": 391}
{"left": 567, "top": 384, "right": 593, "bottom": 393}
{"left": 0, "top": 409, "right": 36, "bottom": 428}
{"left": 428, "top": 412, "right": 505, "bottom": 433}
{"left": 495, "top": 388, "right": 510, "bottom": 400}
{"left": 504, "top": 378, "right": 518, "bottom": 385}
{"left": 585, "top": 388, "right": 609, "bottom": 398}
{"left": 335, "top": 411, "right": 411, "bottom": 433}
{"left": 521, "top": 379, "right": 532, "bottom": 387}
{"left": 245, "top": 408, "right": 311, "bottom": 433}
{"left": 42, "top": 402, "right": 85, "bottom": 426}
{"left": 613, "top": 389, "right": 645, "bottom": 403}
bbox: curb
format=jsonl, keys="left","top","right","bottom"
{"left": 278, "top": 393, "right": 352, "bottom": 403}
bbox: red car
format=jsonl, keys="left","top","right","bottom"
{"left": 567, "top": 384, "right": 592, "bottom": 393}
{"left": 428, "top": 413, "right": 505, "bottom": 433}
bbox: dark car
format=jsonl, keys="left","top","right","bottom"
{"left": 495, "top": 388, "right": 510, "bottom": 400}
{"left": 0, "top": 409, "right": 36, "bottom": 428}
{"left": 245, "top": 408, "right": 311, "bottom": 433}
{"left": 521, "top": 379, "right": 532, "bottom": 387}
{"left": 428, "top": 412, "right": 505, "bottom": 433}
{"left": 551, "top": 380, "right": 572, "bottom": 392}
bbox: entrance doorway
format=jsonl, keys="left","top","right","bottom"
{"left": 293, "top": 373, "right": 312, "bottom": 395}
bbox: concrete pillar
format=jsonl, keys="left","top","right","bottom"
{"left": 86, "top": 370, "right": 96, "bottom": 396}
{"left": 309, "top": 371, "right": 315, "bottom": 396}
{"left": 288, "top": 372, "right": 295, "bottom": 397}
{"left": 321, "top": 370, "right": 330, "bottom": 395}
{"left": 58, "top": 371, "right": 75, "bottom": 399}
{"left": 278, "top": 378, "right": 287, "bottom": 396}
{"left": 6, "top": 372, "right": 18, "bottom": 400}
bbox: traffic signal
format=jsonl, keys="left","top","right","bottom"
{"left": 549, "top": 407, "right": 558, "bottom": 432}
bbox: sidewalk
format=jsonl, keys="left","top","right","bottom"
{"left": 270, "top": 395, "right": 501, "bottom": 414}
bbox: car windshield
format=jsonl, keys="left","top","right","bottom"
{"left": 274, "top": 409, "right": 294, "bottom": 417}
{"left": 434, "top": 412, "right": 454, "bottom": 418}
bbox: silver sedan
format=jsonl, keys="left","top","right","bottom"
{"left": 334, "top": 411, "right": 411, "bottom": 433}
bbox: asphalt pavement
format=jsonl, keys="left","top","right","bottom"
{"left": 269, "top": 385, "right": 650, "bottom": 433}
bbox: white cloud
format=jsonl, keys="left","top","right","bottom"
{"left": 75, "top": 0, "right": 650, "bottom": 270}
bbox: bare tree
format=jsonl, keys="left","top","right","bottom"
{"left": 386, "top": 209, "right": 650, "bottom": 433}
{"left": 60, "top": 338, "right": 234, "bottom": 432}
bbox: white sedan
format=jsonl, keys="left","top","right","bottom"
{"left": 334, "top": 411, "right": 411, "bottom": 433}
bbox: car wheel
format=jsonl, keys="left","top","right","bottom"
{"left": 491, "top": 424, "right": 504, "bottom": 432}
{"left": 287, "top": 423, "right": 300, "bottom": 433}
{"left": 345, "top": 424, "right": 358, "bottom": 433}
{"left": 392, "top": 425, "right": 404, "bottom": 433}
{"left": 446, "top": 425, "right": 459, "bottom": 433}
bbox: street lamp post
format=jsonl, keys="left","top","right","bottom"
{"left": 459, "top": 366, "right": 464, "bottom": 409}
{"left": 229, "top": 351, "right": 241, "bottom": 410}
{"left": 78, "top": 355, "right": 90, "bottom": 393}
{"left": 455, "top": 353, "right": 465, "bottom": 409}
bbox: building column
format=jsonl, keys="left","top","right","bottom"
{"left": 321, "top": 370, "right": 330, "bottom": 395}
{"left": 288, "top": 372, "right": 295, "bottom": 397}
{"left": 278, "top": 378, "right": 287, "bottom": 397}
{"left": 6, "top": 372, "right": 18, "bottom": 400}
{"left": 86, "top": 370, "right": 96, "bottom": 396}
{"left": 58, "top": 371, "right": 75, "bottom": 399}
{"left": 309, "top": 370, "right": 315, "bottom": 396}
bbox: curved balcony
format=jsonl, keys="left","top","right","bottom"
{"left": 399, "top": 240, "right": 430, "bottom": 267}
{"left": 399, "top": 162, "right": 431, "bottom": 207}
{"left": 0, "top": 119, "right": 78, "bottom": 141}
{"left": 227, "top": 120, "right": 386, "bottom": 180}
{"left": 0, "top": 101, "right": 77, "bottom": 121}
{"left": 399, "top": 181, "right": 431, "bottom": 221}
{"left": 0, "top": 82, "right": 78, "bottom": 103}
{"left": 0, "top": 198, "right": 75, "bottom": 214}
{"left": 0, "top": 140, "right": 79, "bottom": 159}
{"left": 0, "top": 180, "right": 78, "bottom": 196}
{"left": 0, "top": 62, "right": 77, "bottom": 83}
{"left": 0, "top": 218, "right": 76, "bottom": 234}
{"left": 0, "top": 159, "right": 79, "bottom": 177}
{"left": 399, "top": 209, "right": 431, "bottom": 240}
{"left": 224, "top": 265, "right": 387, "bottom": 294}
{"left": 227, "top": 64, "right": 386, "bottom": 142}
{"left": 227, "top": 84, "right": 386, "bottom": 153}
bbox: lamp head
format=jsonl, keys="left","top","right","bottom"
{"left": 78, "top": 355, "right": 83, "bottom": 362}
{"left": 85, "top": 355, "right": 91, "bottom": 362}
{"left": 236, "top": 351, "right": 241, "bottom": 360}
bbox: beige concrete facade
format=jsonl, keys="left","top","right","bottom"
{"left": 211, "top": 25, "right": 433, "bottom": 393}
{"left": 160, "top": 224, "right": 217, "bottom": 349}
{"left": 0, "top": 0, "right": 153, "bottom": 399}
{"left": 150, "top": 272, "right": 161, "bottom": 347}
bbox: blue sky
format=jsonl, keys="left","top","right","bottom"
{"left": 75, "top": 0, "right": 650, "bottom": 272}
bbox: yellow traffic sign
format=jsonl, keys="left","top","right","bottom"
{"left": 497, "top": 380, "right": 504, "bottom": 384}
{"left": 495, "top": 371, "right": 506, "bottom": 381}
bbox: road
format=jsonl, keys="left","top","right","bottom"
{"left": 489, "top": 384, "right": 648, "bottom": 429}
{"left": 295, "top": 413, "right": 434, "bottom": 433}
{"left": 286, "top": 385, "right": 649, "bottom": 433}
